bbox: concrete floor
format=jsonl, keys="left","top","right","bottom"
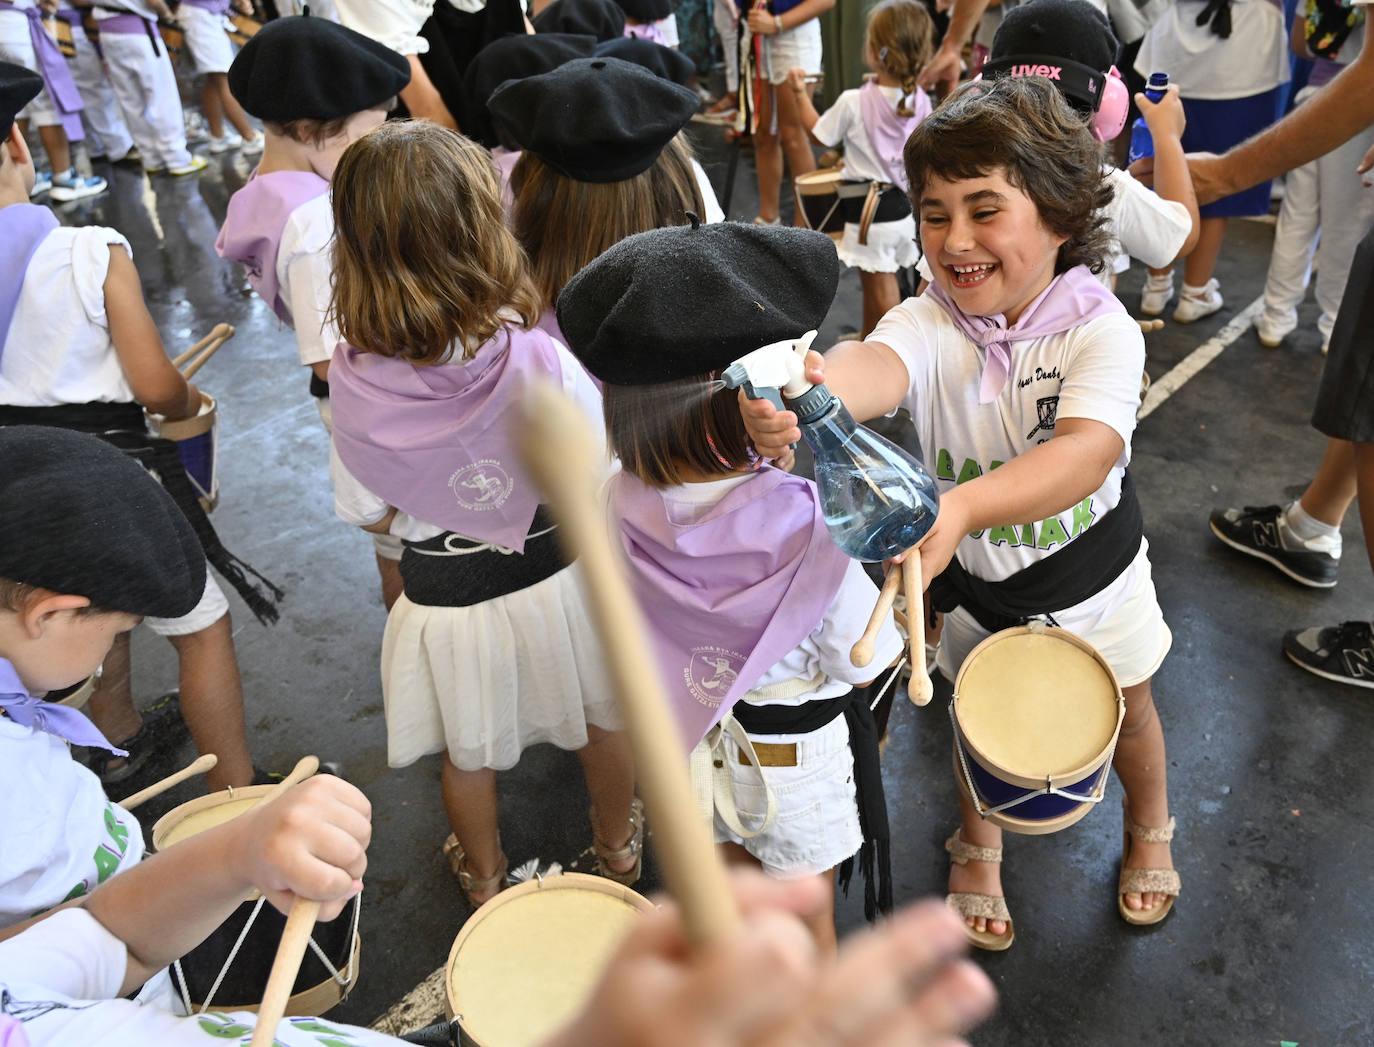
{"left": 60, "top": 128, "right": 1374, "bottom": 1046}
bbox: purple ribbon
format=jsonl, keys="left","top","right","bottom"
{"left": 0, "top": 659, "right": 127, "bottom": 755}
{"left": 18, "top": 5, "right": 84, "bottom": 142}
{"left": 181, "top": 0, "right": 232, "bottom": 11}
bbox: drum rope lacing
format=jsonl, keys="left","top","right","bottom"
{"left": 173, "top": 888, "right": 363, "bottom": 1015}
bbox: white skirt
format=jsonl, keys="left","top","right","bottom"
{"left": 380, "top": 564, "right": 622, "bottom": 772}
{"left": 836, "top": 214, "right": 920, "bottom": 274}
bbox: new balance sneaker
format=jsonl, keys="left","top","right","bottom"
{"left": 1173, "top": 279, "right": 1224, "bottom": 324}
{"left": 1139, "top": 271, "right": 1174, "bottom": 316}
{"left": 1208, "top": 504, "right": 1340, "bottom": 588}
{"left": 207, "top": 130, "right": 243, "bottom": 154}
{"left": 1283, "top": 621, "right": 1374, "bottom": 690}
{"left": 48, "top": 168, "right": 108, "bottom": 202}
{"left": 28, "top": 169, "right": 51, "bottom": 197}
{"left": 165, "top": 155, "right": 209, "bottom": 177}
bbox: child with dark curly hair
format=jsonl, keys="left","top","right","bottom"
{"left": 741, "top": 76, "right": 1179, "bottom": 951}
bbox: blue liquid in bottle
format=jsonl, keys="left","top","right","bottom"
{"left": 800, "top": 400, "right": 940, "bottom": 562}
{"left": 1127, "top": 72, "right": 1169, "bottom": 167}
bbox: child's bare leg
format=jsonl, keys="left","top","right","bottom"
{"left": 1300, "top": 438, "right": 1358, "bottom": 526}
{"left": 441, "top": 757, "right": 504, "bottom": 903}
{"left": 774, "top": 83, "right": 815, "bottom": 228}
{"left": 375, "top": 554, "right": 403, "bottom": 611}
{"left": 35, "top": 124, "right": 72, "bottom": 173}
{"left": 200, "top": 78, "right": 225, "bottom": 139}
{"left": 213, "top": 74, "right": 255, "bottom": 138}
{"left": 576, "top": 724, "right": 637, "bottom": 874}
{"left": 753, "top": 86, "right": 783, "bottom": 223}
{"left": 861, "top": 271, "right": 902, "bottom": 338}
{"left": 167, "top": 614, "right": 253, "bottom": 791}
{"left": 1112, "top": 677, "right": 1173, "bottom": 913}
{"left": 86, "top": 632, "right": 140, "bottom": 741}
{"left": 946, "top": 786, "right": 1008, "bottom": 936}
{"left": 1182, "top": 216, "right": 1227, "bottom": 287}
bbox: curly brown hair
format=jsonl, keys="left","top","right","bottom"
{"left": 903, "top": 77, "right": 1114, "bottom": 274}
{"left": 329, "top": 120, "right": 541, "bottom": 365}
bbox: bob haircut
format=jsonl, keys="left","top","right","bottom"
{"left": 604, "top": 378, "right": 755, "bottom": 488}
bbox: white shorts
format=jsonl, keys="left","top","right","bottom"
{"left": 143, "top": 574, "right": 229, "bottom": 637}
{"left": 837, "top": 215, "right": 920, "bottom": 275}
{"left": 935, "top": 540, "right": 1173, "bottom": 690}
{"left": 712, "top": 713, "right": 863, "bottom": 878}
{"left": 315, "top": 397, "right": 401, "bottom": 561}
{"left": 0, "top": 10, "right": 57, "bottom": 126}
{"left": 177, "top": 4, "right": 235, "bottom": 75}
{"left": 758, "top": 18, "right": 822, "bottom": 86}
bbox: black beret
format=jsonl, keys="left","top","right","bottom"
{"left": 464, "top": 32, "right": 598, "bottom": 148}
{"left": 616, "top": 0, "right": 672, "bottom": 21}
{"left": 228, "top": 14, "right": 411, "bottom": 123}
{"left": 557, "top": 220, "right": 842, "bottom": 386}
{"left": 489, "top": 57, "right": 698, "bottom": 182}
{"left": 533, "top": 0, "right": 626, "bottom": 42}
{"left": 0, "top": 427, "right": 205, "bottom": 619}
{"left": 0, "top": 61, "right": 42, "bottom": 143}
{"left": 594, "top": 36, "right": 695, "bottom": 87}
{"left": 990, "top": 0, "right": 1118, "bottom": 75}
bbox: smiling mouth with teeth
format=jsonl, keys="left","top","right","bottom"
{"left": 947, "top": 262, "right": 999, "bottom": 288}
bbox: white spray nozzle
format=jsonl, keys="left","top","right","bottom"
{"left": 720, "top": 331, "right": 819, "bottom": 408}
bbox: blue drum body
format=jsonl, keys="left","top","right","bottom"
{"left": 153, "top": 393, "right": 219, "bottom": 512}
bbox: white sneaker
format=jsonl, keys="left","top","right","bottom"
{"left": 165, "top": 155, "right": 209, "bottom": 177}
{"left": 48, "top": 168, "right": 108, "bottom": 202}
{"left": 207, "top": 131, "right": 243, "bottom": 154}
{"left": 184, "top": 109, "right": 209, "bottom": 145}
{"left": 1255, "top": 313, "right": 1294, "bottom": 348}
{"left": 1173, "top": 280, "right": 1224, "bottom": 324}
{"left": 28, "top": 170, "right": 52, "bottom": 197}
{"left": 240, "top": 133, "right": 264, "bottom": 155}
{"left": 1139, "top": 272, "right": 1174, "bottom": 316}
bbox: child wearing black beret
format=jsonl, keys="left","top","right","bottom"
{"left": 325, "top": 120, "right": 639, "bottom": 907}
{"left": 533, "top": 0, "right": 626, "bottom": 41}
{"left": 216, "top": 13, "right": 411, "bottom": 609}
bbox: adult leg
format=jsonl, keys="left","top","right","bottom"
{"left": 1313, "top": 122, "right": 1374, "bottom": 345}
{"left": 441, "top": 757, "right": 504, "bottom": 904}
{"left": 753, "top": 82, "right": 783, "bottom": 223}
{"left": 165, "top": 613, "right": 254, "bottom": 791}
{"left": 1259, "top": 117, "right": 1320, "bottom": 340}
{"left": 774, "top": 78, "right": 815, "bottom": 227}
{"left": 576, "top": 724, "right": 637, "bottom": 875}
{"left": 70, "top": 27, "right": 134, "bottom": 160}
{"left": 1112, "top": 677, "right": 1173, "bottom": 915}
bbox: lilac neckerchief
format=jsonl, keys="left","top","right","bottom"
{"left": 181, "top": 0, "right": 232, "bottom": 11}
{"left": 329, "top": 325, "right": 565, "bottom": 552}
{"left": 0, "top": 658, "right": 127, "bottom": 755}
{"left": 0, "top": 204, "right": 59, "bottom": 362}
{"left": 857, "top": 80, "right": 930, "bottom": 191}
{"left": 215, "top": 170, "right": 330, "bottom": 325}
{"left": 536, "top": 307, "right": 601, "bottom": 390}
{"left": 0, "top": 1016, "right": 28, "bottom": 1047}
{"left": 925, "top": 266, "right": 1125, "bottom": 403}
{"left": 492, "top": 146, "right": 520, "bottom": 215}
{"left": 18, "top": 5, "right": 84, "bottom": 142}
{"left": 610, "top": 468, "right": 851, "bottom": 748}
{"left": 624, "top": 20, "right": 666, "bottom": 43}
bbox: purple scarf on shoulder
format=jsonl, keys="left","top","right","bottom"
{"left": 610, "top": 468, "right": 850, "bottom": 747}
{"left": 0, "top": 203, "right": 59, "bottom": 360}
{"left": 15, "top": 5, "right": 84, "bottom": 142}
{"left": 0, "top": 658, "right": 125, "bottom": 755}
{"left": 329, "top": 325, "right": 565, "bottom": 552}
{"left": 925, "top": 266, "right": 1125, "bottom": 403}
{"left": 857, "top": 80, "right": 929, "bottom": 191}
{"left": 215, "top": 170, "right": 330, "bottom": 325}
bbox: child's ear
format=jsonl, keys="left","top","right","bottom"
{"left": 4, "top": 124, "right": 31, "bottom": 171}
{"left": 21, "top": 592, "right": 93, "bottom": 637}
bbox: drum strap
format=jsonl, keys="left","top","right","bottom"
{"left": 0, "top": 401, "right": 285, "bottom": 624}
{"left": 931, "top": 471, "right": 1144, "bottom": 634}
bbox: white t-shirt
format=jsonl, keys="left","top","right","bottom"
{"left": 0, "top": 225, "right": 134, "bottom": 407}
{"left": 657, "top": 475, "right": 904, "bottom": 708}
{"left": 1135, "top": 0, "right": 1290, "bottom": 100}
{"left": 811, "top": 85, "right": 930, "bottom": 186}
{"left": 1102, "top": 165, "right": 1192, "bottom": 275}
{"left": 277, "top": 193, "right": 340, "bottom": 368}
{"left": 0, "top": 909, "right": 401, "bottom": 1047}
{"left": 870, "top": 293, "right": 1144, "bottom": 586}
{"left": 0, "top": 719, "right": 143, "bottom": 929}
{"left": 332, "top": 0, "right": 433, "bottom": 55}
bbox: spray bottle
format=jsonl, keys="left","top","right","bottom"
{"left": 721, "top": 333, "right": 939, "bottom": 562}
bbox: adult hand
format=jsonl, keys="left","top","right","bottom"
{"left": 1137, "top": 84, "right": 1186, "bottom": 143}
{"left": 1185, "top": 151, "right": 1234, "bottom": 207}
{"left": 918, "top": 44, "right": 962, "bottom": 94}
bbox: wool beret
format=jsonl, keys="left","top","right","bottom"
{"left": 229, "top": 14, "right": 411, "bottom": 123}
{"left": 615, "top": 0, "right": 673, "bottom": 21}
{"left": 489, "top": 57, "right": 698, "bottom": 183}
{"left": 990, "top": 0, "right": 1118, "bottom": 78}
{"left": 557, "top": 220, "right": 842, "bottom": 386}
{"left": 594, "top": 36, "right": 695, "bottom": 87}
{"left": 0, "top": 427, "right": 205, "bottom": 619}
{"left": 464, "top": 32, "right": 598, "bottom": 148}
{"left": 532, "top": 0, "right": 626, "bottom": 42}
{"left": 0, "top": 61, "right": 42, "bottom": 143}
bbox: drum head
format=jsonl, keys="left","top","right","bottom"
{"left": 955, "top": 629, "right": 1119, "bottom": 781}
{"left": 446, "top": 873, "right": 651, "bottom": 1047}
{"left": 152, "top": 784, "right": 276, "bottom": 852}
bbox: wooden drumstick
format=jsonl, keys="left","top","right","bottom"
{"left": 172, "top": 323, "right": 235, "bottom": 369}
{"left": 180, "top": 325, "right": 236, "bottom": 381}
{"left": 1137, "top": 319, "right": 1165, "bottom": 334}
{"left": 904, "top": 551, "right": 933, "bottom": 706}
{"left": 517, "top": 382, "right": 740, "bottom": 947}
{"left": 118, "top": 753, "right": 218, "bottom": 811}
{"left": 850, "top": 562, "right": 901, "bottom": 667}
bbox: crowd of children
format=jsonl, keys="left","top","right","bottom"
{"left": 2, "top": 0, "right": 1372, "bottom": 1040}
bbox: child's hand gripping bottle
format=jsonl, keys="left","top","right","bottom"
{"left": 1127, "top": 72, "right": 1170, "bottom": 167}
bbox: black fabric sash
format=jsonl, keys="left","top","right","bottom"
{"left": 731, "top": 688, "right": 893, "bottom": 921}
{"left": 840, "top": 182, "right": 912, "bottom": 224}
{"left": 398, "top": 506, "right": 571, "bottom": 608}
{"left": 930, "top": 471, "right": 1144, "bottom": 634}
{"left": 0, "top": 401, "right": 284, "bottom": 624}
{"left": 309, "top": 372, "right": 329, "bottom": 400}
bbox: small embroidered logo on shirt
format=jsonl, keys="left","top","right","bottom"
{"left": 684, "top": 647, "right": 746, "bottom": 708}
{"left": 449, "top": 460, "right": 513, "bottom": 511}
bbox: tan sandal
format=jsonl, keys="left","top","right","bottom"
{"left": 592, "top": 797, "right": 645, "bottom": 886}
{"left": 1118, "top": 800, "right": 1180, "bottom": 926}
{"left": 443, "top": 833, "right": 508, "bottom": 908}
{"left": 945, "top": 832, "right": 1015, "bottom": 952}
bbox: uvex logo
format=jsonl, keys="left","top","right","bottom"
{"left": 1008, "top": 64, "right": 1062, "bottom": 80}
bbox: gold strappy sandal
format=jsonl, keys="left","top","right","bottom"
{"left": 1118, "top": 800, "right": 1180, "bottom": 926}
{"left": 443, "top": 833, "right": 508, "bottom": 908}
{"left": 945, "top": 832, "right": 1015, "bottom": 952}
{"left": 592, "top": 797, "right": 645, "bottom": 886}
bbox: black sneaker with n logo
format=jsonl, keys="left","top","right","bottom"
{"left": 1283, "top": 622, "right": 1374, "bottom": 690}
{"left": 1208, "top": 504, "right": 1340, "bottom": 588}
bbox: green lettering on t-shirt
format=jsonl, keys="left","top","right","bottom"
{"left": 1019, "top": 523, "right": 1036, "bottom": 547}
{"left": 1037, "top": 516, "right": 1071, "bottom": 550}
{"left": 955, "top": 458, "right": 983, "bottom": 486}
{"left": 935, "top": 447, "right": 956, "bottom": 481}
{"left": 91, "top": 844, "right": 120, "bottom": 883}
{"left": 103, "top": 804, "right": 130, "bottom": 858}
{"left": 986, "top": 525, "right": 1019, "bottom": 547}
{"left": 1070, "top": 497, "right": 1096, "bottom": 537}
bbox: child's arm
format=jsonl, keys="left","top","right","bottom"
{"left": 786, "top": 68, "right": 823, "bottom": 141}
{"left": 1133, "top": 86, "right": 1200, "bottom": 257}
{"left": 104, "top": 246, "right": 200, "bottom": 420}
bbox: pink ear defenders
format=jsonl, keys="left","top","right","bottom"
{"left": 979, "top": 55, "right": 1129, "bottom": 142}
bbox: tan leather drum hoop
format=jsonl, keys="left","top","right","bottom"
{"left": 155, "top": 392, "right": 217, "bottom": 442}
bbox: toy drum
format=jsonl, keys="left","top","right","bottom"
{"left": 794, "top": 166, "right": 847, "bottom": 241}
{"left": 158, "top": 19, "right": 184, "bottom": 57}
{"left": 446, "top": 872, "right": 652, "bottom": 1047}
{"left": 43, "top": 16, "right": 76, "bottom": 58}
{"left": 151, "top": 392, "right": 219, "bottom": 512}
{"left": 226, "top": 12, "right": 261, "bottom": 44}
{"left": 950, "top": 623, "right": 1124, "bottom": 835}
{"left": 152, "top": 786, "right": 362, "bottom": 1015}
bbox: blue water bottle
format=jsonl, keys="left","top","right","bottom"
{"left": 1127, "top": 72, "right": 1169, "bottom": 166}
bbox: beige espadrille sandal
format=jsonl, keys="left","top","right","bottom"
{"left": 443, "top": 834, "right": 507, "bottom": 908}
{"left": 592, "top": 797, "right": 645, "bottom": 887}
{"left": 945, "top": 832, "right": 1015, "bottom": 952}
{"left": 1118, "top": 800, "right": 1181, "bottom": 926}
